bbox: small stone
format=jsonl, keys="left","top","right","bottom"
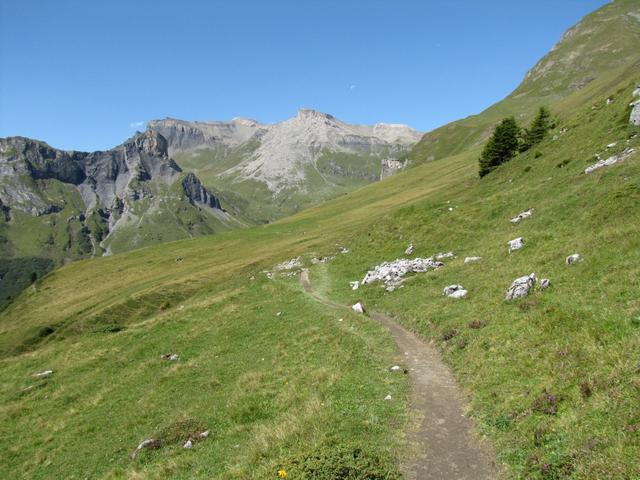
{"left": 131, "top": 439, "right": 161, "bottom": 459}
{"left": 389, "top": 365, "right": 402, "bottom": 372}
{"left": 183, "top": 439, "right": 193, "bottom": 449}
{"left": 464, "top": 256, "right": 482, "bottom": 264}
{"left": 539, "top": 278, "right": 551, "bottom": 289}
{"left": 435, "top": 251, "right": 455, "bottom": 260}
{"left": 349, "top": 281, "right": 359, "bottom": 291}
{"left": 404, "top": 243, "right": 414, "bottom": 255}
{"left": 199, "top": 431, "right": 210, "bottom": 438}
{"left": 276, "top": 312, "right": 282, "bottom": 317}
{"left": 384, "top": 395, "right": 392, "bottom": 401}
{"left": 160, "top": 353, "right": 179, "bottom": 361}
{"left": 510, "top": 208, "right": 533, "bottom": 224}
{"left": 352, "top": 302, "right": 365, "bottom": 314}
{"left": 606, "top": 142, "right": 617, "bottom": 149}
{"left": 566, "top": 253, "right": 583, "bottom": 265}
{"left": 32, "top": 370, "right": 53, "bottom": 378}
{"left": 508, "top": 237, "right": 525, "bottom": 253}
{"left": 443, "top": 285, "right": 468, "bottom": 298}
{"left": 339, "top": 247, "right": 350, "bottom": 254}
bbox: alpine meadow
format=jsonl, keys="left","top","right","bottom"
{"left": 1, "top": 1, "right": 640, "bottom": 479}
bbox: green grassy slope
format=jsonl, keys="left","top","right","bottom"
{"left": 1, "top": 62, "right": 639, "bottom": 478}
{"left": 408, "top": 0, "right": 640, "bottom": 165}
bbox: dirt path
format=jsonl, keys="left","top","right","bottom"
{"left": 300, "top": 270, "right": 497, "bottom": 479}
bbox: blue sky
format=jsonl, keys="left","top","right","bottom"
{"left": 0, "top": 0, "right": 608, "bottom": 151}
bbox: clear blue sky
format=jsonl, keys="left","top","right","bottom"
{"left": 0, "top": 0, "right": 608, "bottom": 151}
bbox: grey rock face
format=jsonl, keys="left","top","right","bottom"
{"left": 182, "top": 173, "right": 221, "bottom": 209}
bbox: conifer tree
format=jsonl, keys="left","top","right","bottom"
{"left": 478, "top": 117, "right": 521, "bottom": 177}
{"left": 520, "top": 106, "right": 552, "bottom": 152}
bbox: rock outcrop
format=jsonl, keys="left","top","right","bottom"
{"left": 182, "top": 173, "right": 221, "bottom": 209}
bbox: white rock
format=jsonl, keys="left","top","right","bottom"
{"left": 607, "top": 142, "right": 617, "bottom": 149}
{"left": 276, "top": 312, "right": 282, "bottom": 317}
{"left": 274, "top": 257, "right": 302, "bottom": 271}
{"left": 160, "top": 353, "right": 179, "bottom": 361}
{"left": 508, "top": 237, "right": 525, "bottom": 253}
{"left": 505, "top": 273, "right": 536, "bottom": 300}
{"left": 539, "top": 278, "right": 551, "bottom": 289}
{"left": 448, "top": 207, "right": 454, "bottom": 212}
{"left": 349, "top": 281, "right": 359, "bottom": 291}
{"left": 464, "top": 256, "right": 482, "bottom": 264}
{"left": 32, "top": 370, "right": 53, "bottom": 378}
{"left": 384, "top": 395, "right": 392, "bottom": 401}
{"left": 435, "top": 251, "right": 455, "bottom": 260}
{"left": 199, "top": 431, "right": 210, "bottom": 438}
{"left": 389, "top": 365, "right": 403, "bottom": 372}
{"left": 352, "top": 302, "right": 365, "bottom": 314}
{"left": 183, "top": 439, "right": 193, "bottom": 449}
{"left": 131, "top": 439, "right": 160, "bottom": 459}
{"left": 585, "top": 148, "right": 636, "bottom": 173}
{"left": 404, "top": 243, "right": 414, "bottom": 255}
{"left": 443, "top": 285, "right": 468, "bottom": 298}
{"left": 566, "top": 253, "right": 583, "bottom": 265}
{"left": 339, "top": 246, "right": 350, "bottom": 254}
{"left": 362, "top": 257, "right": 444, "bottom": 289}
{"left": 510, "top": 208, "right": 533, "bottom": 224}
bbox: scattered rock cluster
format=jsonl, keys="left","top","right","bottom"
{"left": 361, "top": 257, "right": 444, "bottom": 292}
{"left": 584, "top": 147, "right": 636, "bottom": 174}
{"left": 274, "top": 257, "right": 303, "bottom": 271}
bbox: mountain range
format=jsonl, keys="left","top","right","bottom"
{"left": 0, "top": 112, "right": 420, "bottom": 302}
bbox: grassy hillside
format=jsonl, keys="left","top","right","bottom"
{"left": 408, "top": 0, "right": 640, "bottom": 165}
{"left": 1, "top": 57, "right": 639, "bottom": 479}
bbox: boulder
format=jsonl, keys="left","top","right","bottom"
{"left": 352, "top": 302, "right": 365, "bottom": 314}
{"left": 443, "top": 284, "right": 468, "bottom": 299}
{"left": 464, "top": 256, "right": 482, "bottom": 264}
{"left": 631, "top": 101, "right": 640, "bottom": 126}
{"left": 566, "top": 253, "right": 583, "bottom": 265}
{"left": 539, "top": 278, "right": 551, "bottom": 289}
{"left": 505, "top": 273, "right": 536, "bottom": 300}
{"left": 510, "top": 208, "right": 533, "bottom": 224}
{"left": 508, "top": 237, "right": 525, "bottom": 252}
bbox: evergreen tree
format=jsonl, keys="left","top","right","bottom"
{"left": 520, "top": 106, "right": 552, "bottom": 152}
{"left": 478, "top": 117, "right": 521, "bottom": 177}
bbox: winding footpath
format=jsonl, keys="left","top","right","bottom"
{"left": 300, "top": 270, "right": 497, "bottom": 479}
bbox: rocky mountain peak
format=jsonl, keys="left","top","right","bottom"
{"left": 127, "top": 129, "right": 169, "bottom": 158}
{"left": 295, "top": 109, "right": 336, "bottom": 122}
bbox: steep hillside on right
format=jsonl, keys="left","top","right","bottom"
{"left": 408, "top": 0, "right": 640, "bottom": 165}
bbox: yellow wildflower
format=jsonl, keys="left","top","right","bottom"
{"left": 277, "top": 468, "right": 287, "bottom": 478}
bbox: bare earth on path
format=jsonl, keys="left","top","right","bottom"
{"left": 300, "top": 270, "right": 497, "bottom": 479}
